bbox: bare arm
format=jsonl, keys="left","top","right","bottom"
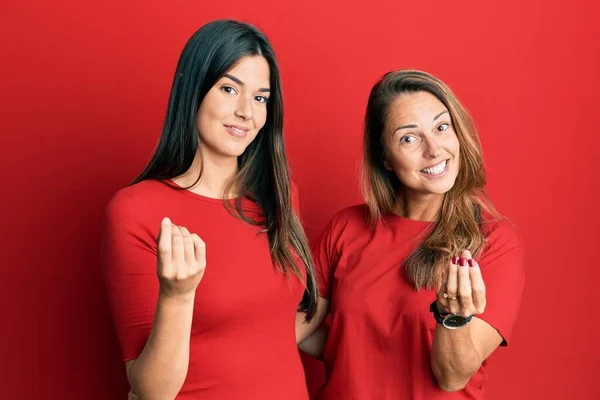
{"left": 127, "top": 218, "right": 206, "bottom": 400}
{"left": 126, "top": 293, "right": 194, "bottom": 399}
{"left": 295, "top": 297, "right": 329, "bottom": 361}
{"left": 431, "top": 250, "right": 503, "bottom": 392}
{"left": 431, "top": 318, "right": 502, "bottom": 391}
{"left": 295, "top": 297, "right": 329, "bottom": 343}
{"left": 298, "top": 324, "right": 329, "bottom": 360}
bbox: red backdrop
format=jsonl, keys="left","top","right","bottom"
{"left": 1, "top": 0, "right": 598, "bottom": 399}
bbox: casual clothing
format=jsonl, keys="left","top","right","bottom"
{"left": 102, "top": 179, "right": 308, "bottom": 400}
{"left": 313, "top": 204, "right": 525, "bottom": 400}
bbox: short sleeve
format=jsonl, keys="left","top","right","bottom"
{"left": 101, "top": 190, "right": 159, "bottom": 361}
{"left": 311, "top": 218, "right": 339, "bottom": 300}
{"left": 477, "top": 222, "right": 525, "bottom": 346}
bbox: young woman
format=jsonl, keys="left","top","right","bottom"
{"left": 102, "top": 20, "right": 320, "bottom": 400}
{"left": 300, "top": 70, "right": 525, "bottom": 399}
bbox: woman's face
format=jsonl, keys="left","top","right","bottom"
{"left": 196, "top": 55, "right": 271, "bottom": 160}
{"left": 383, "top": 91, "right": 460, "bottom": 198}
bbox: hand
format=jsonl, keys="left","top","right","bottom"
{"left": 156, "top": 217, "right": 206, "bottom": 299}
{"left": 436, "top": 250, "right": 486, "bottom": 318}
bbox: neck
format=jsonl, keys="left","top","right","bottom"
{"left": 397, "top": 191, "right": 445, "bottom": 222}
{"left": 173, "top": 147, "right": 239, "bottom": 199}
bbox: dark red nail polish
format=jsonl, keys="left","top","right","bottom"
{"left": 452, "top": 256, "right": 459, "bottom": 264}
{"left": 468, "top": 259, "right": 475, "bottom": 267}
{"left": 458, "top": 258, "right": 468, "bottom": 267}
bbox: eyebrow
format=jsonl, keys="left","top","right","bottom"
{"left": 223, "top": 73, "right": 270, "bottom": 93}
{"left": 392, "top": 110, "right": 449, "bottom": 134}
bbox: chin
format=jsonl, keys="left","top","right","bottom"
{"left": 220, "top": 143, "right": 251, "bottom": 158}
{"left": 425, "top": 178, "right": 457, "bottom": 195}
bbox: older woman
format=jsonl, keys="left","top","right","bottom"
{"left": 299, "top": 70, "right": 525, "bottom": 399}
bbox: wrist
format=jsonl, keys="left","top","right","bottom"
{"left": 158, "top": 289, "right": 196, "bottom": 305}
{"left": 430, "top": 300, "right": 472, "bottom": 329}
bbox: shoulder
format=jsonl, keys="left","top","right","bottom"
{"left": 324, "top": 204, "right": 370, "bottom": 233}
{"left": 105, "top": 179, "right": 170, "bottom": 223}
{"left": 480, "top": 214, "right": 525, "bottom": 260}
{"left": 483, "top": 216, "right": 524, "bottom": 247}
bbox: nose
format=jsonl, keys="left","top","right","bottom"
{"left": 423, "top": 136, "right": 441, "bottom": 159}
{"left": 234, "top": 95, "right": 253, "bottom": 121}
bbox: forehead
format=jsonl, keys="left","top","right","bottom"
{"left": 225, "top": 55, "right": 270, "bottom": 87}
{"left": 387, "top": 91, "right": 447, "bottom": 126}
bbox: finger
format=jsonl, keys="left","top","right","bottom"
{"left": 157, "top": 217, "right": 172, "bottom": 272}
{"left": 461, "top": 249, "right": 472, "bottom": 260}
{"left": 469, "top": 260, "right": 486, "bottom": 313}
{"left": 192, "top": 234, "right": 206, "bottom": 272}
{"left": 171, "top": 225, "right": 185, "bottom": 274}
{"left": 178, "top": 226, "right": 195, "bottom": 267}
{"left": 458, "top": 255, "right": 473, "bottom": 317}
{"left": 446, "top": 256, "right": 459, "bottom": 314}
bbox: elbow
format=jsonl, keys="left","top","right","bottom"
{"left": 432, "top": 359, "right": 481, "bottom": 392}
{"left": 129, "top": 371, "right": 186, "bottom": 400}
{"left": 437, "top": 379, "right": 468, "bottom": 392}
{"left": 432, "top": 370, "right": 472, "bottom": 392}
{"left": 129, "top": 388, "right": 179, "bottom": 400}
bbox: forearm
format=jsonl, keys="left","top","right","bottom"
{"left": 295, "top": 298, "right": 329, "bottom": 343}
{"left": 431, "top": 324, "right": 481, "bottom": 392}
{"left": 129, "top": 292, "right": 195, "bottom": 400}
{"left": 298, "top": 325, "right": 328, "bottom": 360}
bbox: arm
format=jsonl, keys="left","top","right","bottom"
{"left": 104, "top": 210, "right": 205, "bottom": 400}
{"left": 431, "top": 247, "right": 523, "bottom": 391}
{"left": 126, "top": 292, "right": 195, "bottom": 399}
{"left": 295, "top": 297, "right": 330, "bottom": 360}
{"left": 295, "top": 297, "right": 329, "bottom": 343}
{"left": 298, "top": 324, "right": 329, "bottom": 360}
{"left": 129, "top": 219, "right": 206, "bottom": 400}
{"left": 431, "top": 317, "right": 502, "bottom": 391}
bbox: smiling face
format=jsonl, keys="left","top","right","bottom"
{"left": 196, "top": 55, "right": 271, "bottom": 160}
{"left": 383, "top": 91, "right": 460, "bottom": 199}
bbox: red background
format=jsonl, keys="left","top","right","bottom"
{"left": 1, "top": 1, "right": 598, "bottom": 399}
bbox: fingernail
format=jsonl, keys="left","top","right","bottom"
{"left": 452, "top": 256, "right": 459, "bottom": 264}
{"left": 162, "top": 217, "right": 171, "bottom": 225}
{"left": 458, "top": 258, "right": 468, "bottom": 267}
{"left": 468, "top": 259, "right": 475, "bottom": 267}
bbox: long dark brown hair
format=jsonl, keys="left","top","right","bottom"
{"left": 362, "top": 69, "right": 499, "bottom": 290}
{"left": 132, "top": 20, "right": 318, "bottom": 319}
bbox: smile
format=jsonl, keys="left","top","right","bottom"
{"left": 224, "top": 124, "right": 249, "bottom": 138}
{"left": 420, "top": 160, "right": 448, "bottom": 176}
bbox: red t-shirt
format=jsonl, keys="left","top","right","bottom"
{"left": 101, "top": 179, "right": 308, "bottom": 400}
{"left": 313, "top": 205, "right": 525, "bottom": 400}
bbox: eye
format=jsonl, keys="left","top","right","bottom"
{"left": 437, "top": 123, "right": 450, "bottom": 132}
{"left": 254, "top": 95, "right": 269, "bottom": 104}
{"left": 220, "top": 85, "right": 237, "bottom": 94}
{"left": 400, "top": 135, "right": 417, "bottom": 144}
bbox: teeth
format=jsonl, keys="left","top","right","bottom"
{"left": 232, "top": 127, "right": 244, "bottom": 134}
{"left": 421, "top": 160, "right": 447, "bottom": 175}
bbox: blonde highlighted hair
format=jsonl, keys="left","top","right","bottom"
{"left": 362, "top": 69, "right": 498, "bottom": 290}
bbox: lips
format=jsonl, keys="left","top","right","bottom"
{"left": 224, "top": 124, "right": 249, "bottom": 138}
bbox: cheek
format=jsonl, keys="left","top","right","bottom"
{"left": 254, "top": 106, "right": 268, "bottom": 130}
{"left": 389, "top": 154, "right": 420, "bottom": 185}
{"left": 198, "top": 93, "right": 233, "bottom": 123}
{"left": 448, "top": 133, "right": 460, "bottom": 155}
{"left": 451, "top": 138, "right": 460, "bottom": 167}
{"left": 390, "top": 153, "right": 418, "bottom": 174}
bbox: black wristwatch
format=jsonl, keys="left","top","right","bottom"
{"left": 429, "top": 300, "right": 472, "bottom": 329}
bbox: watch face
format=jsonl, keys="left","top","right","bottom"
{"left": 442, "top": 314, "right": 469, "bottom": 329}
